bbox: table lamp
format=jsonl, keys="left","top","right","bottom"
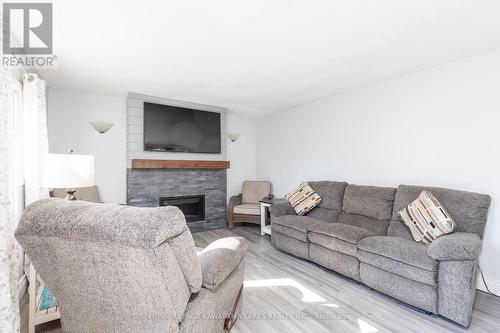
{"left": 42, "top": 153, "right": 95, "bottom": 200}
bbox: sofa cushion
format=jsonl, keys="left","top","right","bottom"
{"left": 307, "top": 222, "right": 375, "bottom": 244}
{"left": 273, "top": 215, "right": 323, "bottom": 233}
{"left": 286, "top": 182, "right": 322, "bottom": 215}
{"left": 272, "top": 223, "right": 308, "bottom": 242}
{"left": 337, "top": 213, "right": 388, "bottom": 236}
{"left": 305, "top": 207, "right": 340, "bottom": 223}
{"left": 272, "top": 215, "right": 324, "bottom": 242}
{"left": 308, "top": 232, "right": 357, "bottom": 256}
{"left": 233, "top": 203, "right": 260, "bottom": 215}
{"left": 342, "top": 185, "right": 396, "bottom": 221}
{"left": 398, "top": 190, "right": 456, "bottom": 244}
{"left": 391, "top": 185, "right": 491, "bottom": 237}
{"left": 358, "top": 236, "right": 437, "bottom": 272}
{"left": 308, "top": 181, "right": 348, "bottom": 211}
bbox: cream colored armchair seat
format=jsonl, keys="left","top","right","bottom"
{"left": 228, "top": 181, "right": 271, "bottom": 229}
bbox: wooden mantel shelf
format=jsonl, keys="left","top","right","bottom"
{"left": 132, "top": 159, "right": 230, "bottom": 169}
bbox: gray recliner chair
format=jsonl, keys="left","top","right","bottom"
{"left": 16, "top": 198, "right": 247, "bottom": 333}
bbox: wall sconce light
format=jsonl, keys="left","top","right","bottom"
{"left": 89, "top": 121, "right": 114, "bottom": 134}
{"left": 227, "top": 133, "right": 240, "bottom": 142}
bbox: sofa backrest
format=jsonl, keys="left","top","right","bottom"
{"left": 337, "top": 184, "right": 396, "bottom": 235}
{"left": 389, "top": 185, "right": 491, "bottom": 238}
{"left": 306, "top": 181, "right": 348, "bottom": 222}
{"left": 16, "top": 198, "right": 202, "bottom": 333}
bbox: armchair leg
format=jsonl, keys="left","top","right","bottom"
{"left": 224, "top": 285, "right": 243, "bottom": 332}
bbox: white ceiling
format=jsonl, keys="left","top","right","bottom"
{"left": 38, "top": 0, "right": 500, "bottom": 116}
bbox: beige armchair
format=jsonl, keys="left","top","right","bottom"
{"left": 228, "top": 181, "right": 271, "bottom": 229}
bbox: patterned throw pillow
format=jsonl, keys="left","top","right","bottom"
{"left": 286, "top": 182, "right": 322, "bottom": 216}
{"left": 398, "top": 190, "right": 456, "bottom": 244}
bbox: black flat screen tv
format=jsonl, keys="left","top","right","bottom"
{"left": 143, "top": 102, "right": 221, "bottom": 154}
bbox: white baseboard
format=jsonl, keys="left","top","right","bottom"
{"left": 18, "top": 275, "right": 28, "bottom": 301}
{"left": 477, "top": 274, "right": 500, "bottom": 296}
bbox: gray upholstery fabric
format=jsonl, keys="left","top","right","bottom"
{"left": 272, "top": 215, "right": 324, "bottom": 233}
{"left": 305, "top": 207, "right": 340, "bottom": 222}
{"left": 198, "top": 237, "right": 247, "bottom": 290}
{"left": 167, "top": 229, "right": 203, "bottom": 293}
{"left": 308, "top": 181, "right": 348, "bottom": 211}
{"left": 19, "top": 198, "right": 192, "bottom": 248}
{"left": 306, "top": 181, "right": 347, "bottom": 221}
{"left": 307, "top": 222, "right": 375, "bottom": 244}
{"left": 437, "top": 260, "right": 478, "bottom": 327}
{"left": 427, "top": 232, "right": 482, "bottom": 261}
{"left": 386, "top": 220, "right": 413, "bottom": 240}
{"left": 337, "top": 213, "right": 388, "bottom": 236}
{"left": 391, "top": 185, "right": 491, "bottom": 237}
{"left": 308, "top": 232, "right": 357, "bottom": 256}
{"left": 269, "top": 180, "right": 491, "bottom": 326}
{"left": 271, "top": 232, "right": 309, "bottom": 259}
{"left": 358, "top": 236, "right": 437, "bottom": 272}
{"left": 272, "top": 223, "right": 308, "bottom": 242}
{"left": 309, "top": 244, "right": 360, "bottom": 281}
{"left": 357, "top": 250, "right": 436, "bottom": 286}
{"left": 16, "top": 198, "right": 246, "bottom": 333}
{"left": 360, "top": 263, "right": 438, "bottom": 313}
{"left": 342, "top": 185, "right": 396, "bottom": 220}
{"left": 181, "top": 261, "right": 245, "bottom": 333}
{"left": 269, "top": 201, "right": 295, "bottom": 217}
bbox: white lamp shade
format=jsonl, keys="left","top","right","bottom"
{"left": 90, "top": 121, "right": 114, "bottom": 134}
{"left": 42, "top": 154, "right": 95, "bottom": 189}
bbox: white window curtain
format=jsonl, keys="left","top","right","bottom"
{"left": 23, "top": 73, "right": 49, "bottom": 205}
{"left": 0, "top": 67, "right": 21, "bottom": 333}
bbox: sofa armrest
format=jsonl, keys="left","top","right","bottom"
{"left": 198, "top": 237, "right": 247, "bottom": 290}
{"left": 269, "top": 200, "right": 295, "bottom": 217}
{"left": 427, "top": 232, "right": 482, "bottom": 261}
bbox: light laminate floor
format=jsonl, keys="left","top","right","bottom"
{"left": 21, "top": 226, "right": 500, "bottom": 333}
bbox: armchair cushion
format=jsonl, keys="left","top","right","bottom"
{"left": 198, "top": 237, "right": 248, "bottom": 290}
{"left": 233, "top": 203, "right": 260, "bottom": 215}
{"left": 427, "top": 232, "right": 482, "bottom": 261}
{"left": 242, "top": 181, "right": 271, "bottom": 204}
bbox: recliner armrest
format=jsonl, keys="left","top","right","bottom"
{"left": 269, "top": 201, "right": 295, "bottom": 217}
{"left": 197, "top": 237, "right": 247, "bottom": 290}
{"left": 427, "top": 232, "right": 482, "bottom": 261}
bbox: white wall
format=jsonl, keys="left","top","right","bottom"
{"left": 226, "top": 113, "right": 256, "bottom": 198}
{"left": 47, "top": 88, "right": 257, "bottom": 204}
{"left": 47, "top": 89, "right": 127, "bottom": 204}
{"left": 256, "top": 49, "right": 500, "bottom": 293}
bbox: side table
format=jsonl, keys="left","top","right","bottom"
{"left": 259, "top": 198, "right": 287, "bottom": 236}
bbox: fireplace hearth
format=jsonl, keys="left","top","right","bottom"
{"left": 160, "top": 195, "right": 205, "bottom": 223}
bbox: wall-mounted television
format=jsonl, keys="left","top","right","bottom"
{"left": 143, "top": 102, "right": 221, "bottom": 154}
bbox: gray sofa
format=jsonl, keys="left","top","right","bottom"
{"left": 271, "top": 181, "right": 491, "bottom": 327}
{"left": 16, "top": 198, "right": 247, "bottom": 333}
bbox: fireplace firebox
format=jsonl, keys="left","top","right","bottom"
{"left": 159, "top": 195, "right": 205, "bottom": 223}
